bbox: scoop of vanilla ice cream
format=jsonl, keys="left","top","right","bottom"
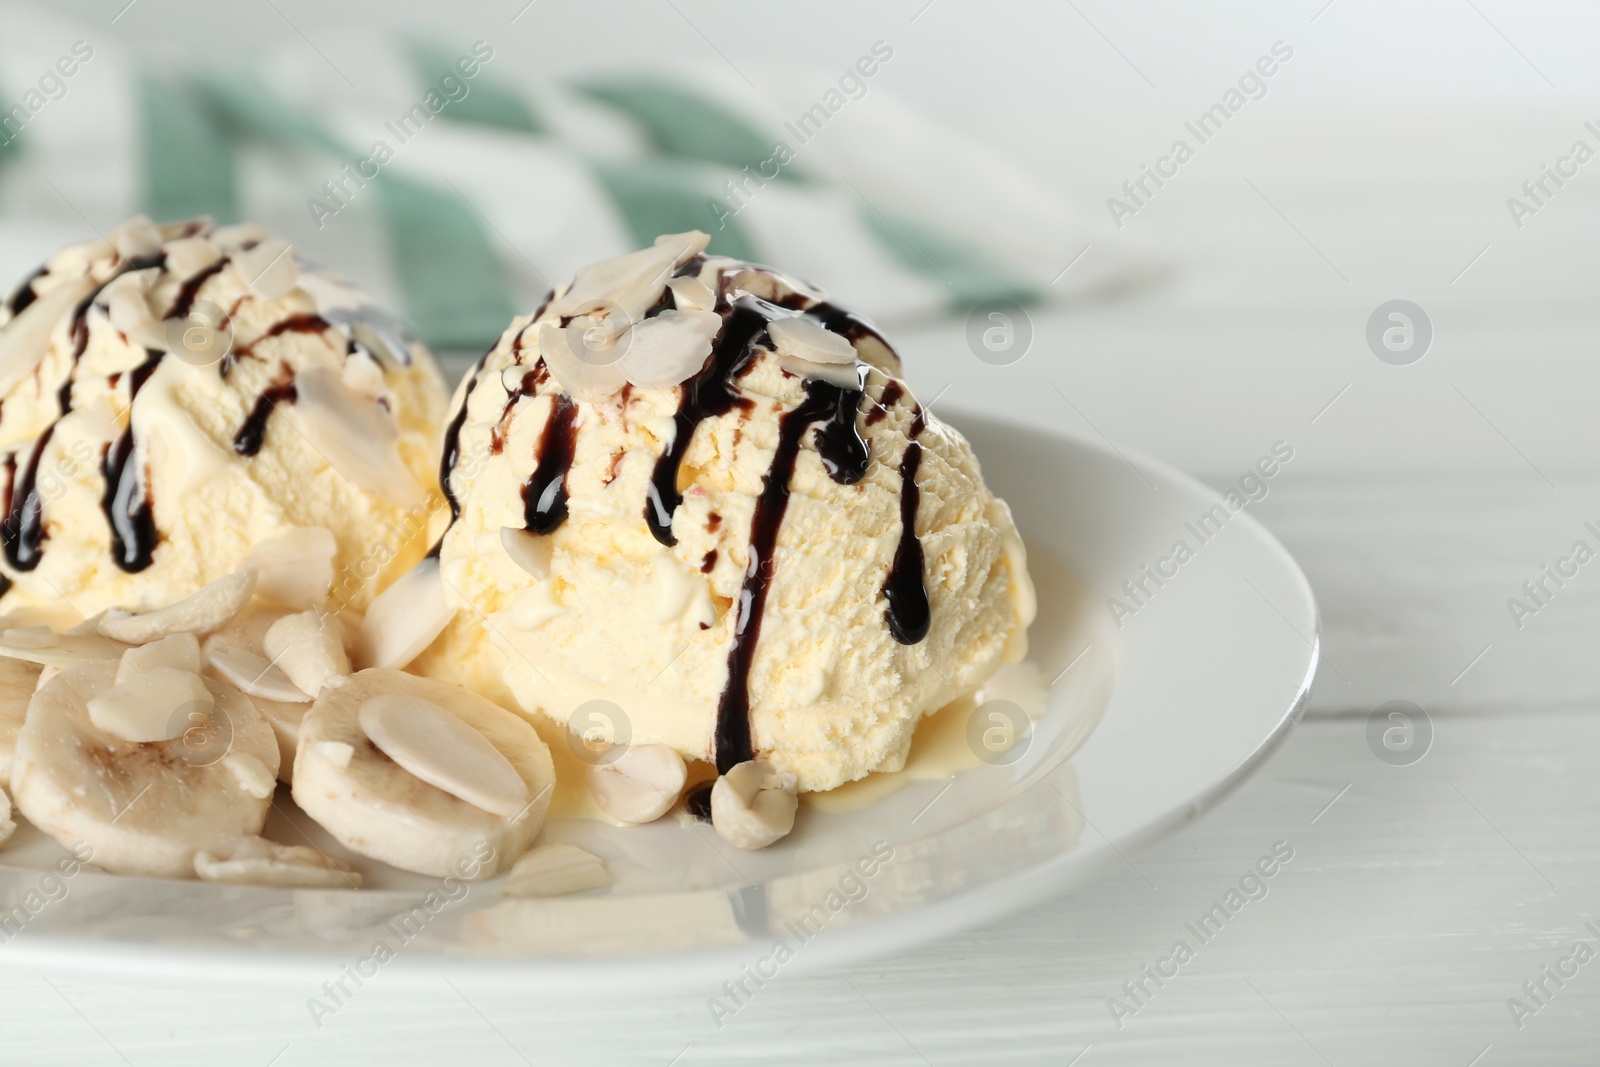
{"left": 416, "top": 234, "right": 1034, "bottom": 793}
{"left": 0, "top": 217, "right": 448, "bottom": 621}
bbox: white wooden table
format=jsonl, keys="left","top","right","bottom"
{"left": 7, "top": 0, "right": 1600, "bottom": 1062}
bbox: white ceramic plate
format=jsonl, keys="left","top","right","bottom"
{"left": 0, "top": 412, "right": 1316, "bottom": 988}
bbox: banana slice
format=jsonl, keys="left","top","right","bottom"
{"left": 11, "top": 660, "right": 281, "bottom": 879}
{"left": 293, "top": 669, "right": 553, "bottom": 879}
{"left": 0, "top": 657, "right": 43, "bottom": 784}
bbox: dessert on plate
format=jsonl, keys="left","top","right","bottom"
{"left": 414, "top": 231, "right": 1035, "bottom": 808}
{"left": 0, "top": 222, "right": 1034, "bottom": 891}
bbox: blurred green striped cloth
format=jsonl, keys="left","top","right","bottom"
{"left": 0, "top": 7, "right": 1163, "bottom": 353}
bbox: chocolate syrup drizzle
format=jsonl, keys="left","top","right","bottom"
{"left": 643, "top": 299, "right": 766, "bottom": 546}
{"left": 712, "top": 374, "right": 868, "bottom": 771}
{"left": 100, "top": 349, "right": 166, "bottom": 572}
{"left": 231, "top": 378, "right": 299, "bottom": 457}
{"left": 884, "top": 442, "right": 930, "bottom": 644}
{"left": 2, "top": 252, "right": 165, "bottom": 573}
{"left": 428, "top": 295, "right": 553, "bottom": 559}
{"left": 221, "top": 313, "right": 331, "bottom": 377}
{"left": 521, "top": 393, "right": 578, "bottom": 534}
{"left": 2, "top": 265, "right": 47, "bottom": 318}
{"left": 164, "top": 256, "right": 228, "bottom": 322}
{"left": 428, "top": 354, "right": 490, "bottom": 559}
{"left": 685, "top": 783, "right": 714, "bottom": 821}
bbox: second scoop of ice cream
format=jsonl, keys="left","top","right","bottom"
{"left": 419, "top": 233, "right": 1034, "bottom": 793}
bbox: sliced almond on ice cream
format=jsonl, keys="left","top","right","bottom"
{"left": 109, "top": 215, "right": 164, "bottom": 260}
{"left": 537, "top": 321, "right": 628, "bottom": 402}
{"left": 86, "top": 666, "right": 213, "bottom": 743}
{"left": 498, "top": 843, "right": 611, "bottom": 898}
{"left": 116, "top": 632, "right": 201, "bottom": 684}
{"left": 588, "top": 744, "right": 687, "bottom": 825}
{"left": 263, "top": 611, "right": 349, "bottom": 698}
{"left": 358, "top": 692, "right": 530, "bottom": 819}
{"left": 776, "top": 353, "right": 864, "bottom": 390}
{"left": 550, "top": 231, "right": 709, "bottom": 325}
{"left": 241, "top": 526, "right": 337, "bottom": 609}
{"left": 0, "top": 276, "right": 98, "bottom": 398}
{"left": 234, "top": 237, "right": 298, "bottom": 301}
{"left": 767, "top": 315, "right": 856, "bottom": 364}
{"left": 355, "top": 558, "right": 456, "bottom": 670}
{"left": 293, "top": 366, "right": 422, "bottom": 506}
{"left": 667, "top": 274, "right": 716, "bottom": 313}
{"left": 617, "top": 309, "right": 721, "bottom": 388}
{"left": 195, "top": 835, "right": 359, "bottom": 889}
{"left": 104, "top": 272, "right": 167, "bottom": 350}
{"left": 500, "top": 527, "right": 553, "bottom": 580}
{"left": 97, "top": 569, "right": 257, "bottom": 644}
{"left": 710, "top": 759, "right": 798, "bottom": 850}
{"left": 206, "top": 645, "right": 311, "bottom": 703}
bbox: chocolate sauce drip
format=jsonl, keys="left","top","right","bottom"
{"left": 232, "top": 380, "right": 298, "bottom": 457}
{"left": 867, "top": 380, "right": 903, "bottom": 426}
{"left": 644, "top": 299, "right": 768, "bottom": 545}
{"left": 0, "top": 268, "right": 132, "bottom": 572}
{"left": 2, "top": 254, "right": 168, "bottom": 575}
{"left": 685, "top": 783, "right": 714, "bottom": 821}
{"left": 813, "top": 363, "right": 870, "bottom": 484}
{"left": 804, "top": 301, "right": 891, "bottom": 351}
{"left": 438, "top": 383, "right": 478, "bottom": 527}
{"left": 164, "top": 256, "right": 228, "bottom": 322}
{"left": 883, "top": 441, "right": 930, "bottom": 644}
{"left": 4, "top": 265, "right": 47, "bottom": 318}
{"left": 493, "top": 366, "right": 542, "bottom": 455}
{"left": 428, "top": 347, "right": 499, "bottom": 558}
{"left": 100, "top": 350, "right": 165, "bottom": 573}
{"left": 222, "top": 313, "right": 331, "bottom": 377}
{"left": 643, "top": 285, "right": 676, "bottom": 320}
{"left": 2, "top": 426, "right": 55, "bottom": 571}
{"left": 714, "top": 378, "right": 855, "bottom": 772}
{"left": 521, "top": 394, "right": 578, "bottom": 534}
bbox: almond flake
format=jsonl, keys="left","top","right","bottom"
{"left": 292, "top": 366, "right": 422, "bottom": 506}
{"left": 618, "top": 309, "right": 721, "bottom": 388}
{"left": 97, "top": 569, "right": 257, "bottom": 645}
{"left": 358, "top": 692, "right": 529, "bottom": 818}
{"left": 354, "top": 558, "right": 457, "bottom": 670}
{"left": 86, "top": 666, "right": 213, "bottom": 743}
{"left": 207, "top": 645, "right": 311, "bottom": 703}
{"left": 767, "top": 315, "right": 856, "bottom": 364}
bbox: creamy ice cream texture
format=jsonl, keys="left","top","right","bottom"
{"left": 0, "top": 216, "right": 448, "bottom": 624}
{"left": 419, "top": 232, "right": 1035, "bottom": 793}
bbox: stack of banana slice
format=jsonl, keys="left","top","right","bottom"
{"left": 0, "top": 553, "right": 564, "bottom": 890}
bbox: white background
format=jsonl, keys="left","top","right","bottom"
{"left": 6, "top": 1, "right": 1600, "bottom": 1063}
